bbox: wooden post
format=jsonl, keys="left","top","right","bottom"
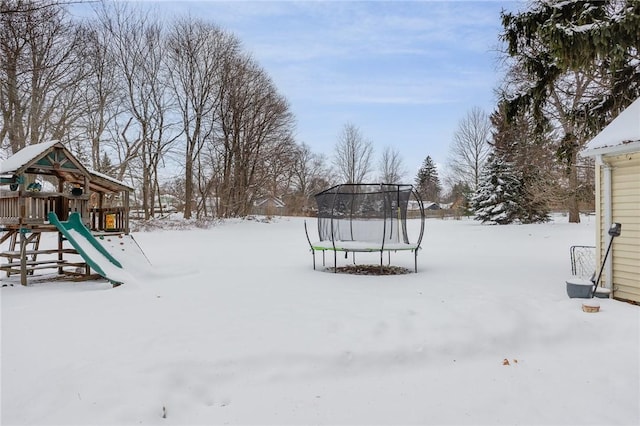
{"left": 58, "top": 231, "right": 64, "bottom": 275}
{"left": 20, "top": 229, "right": 27, "bottom": 286}
{"left": 84, "top": 175, "right": 90, "bottom": 226}
{"left": 99, "top": 193, "right": 104, "bottom": 231}
{"left": 56, "top": 176, "right": 64, "bottom": 220}
{"left": 18, "top": 175, "right": 27, "bottom": 285}
{"left": 18, "top": 192, "right": 25, "bottom": 224}
{"left": 124, "top": 190, "right": 130, "bottom": 234}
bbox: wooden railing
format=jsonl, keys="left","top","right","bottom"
{"left": 0, "top": 192, "right": 90, "bottom": 227}
{"left": 0, "top": 194, "right": 20, "bottom": 222}
{"left": 89, "top": 207, "right": 128, "bottom": 233}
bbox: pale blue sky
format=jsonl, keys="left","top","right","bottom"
{"left": 86, "top": 1, "right": 524, "bottom": 181}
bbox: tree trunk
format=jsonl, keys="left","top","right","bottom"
{"left": 567, "top": 156, "right": 580, "bottom": 223}
{"left": 184, "top": 155, "right": 193, "bottom": 219}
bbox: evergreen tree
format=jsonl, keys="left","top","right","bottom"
{"left": 490, "top": 103, "right": 551, "bottom": 223}
{"left": 500, "top": 0, "right": 640, "bottom": 223}
{"left": 415, "top": 156, "right": 441, "bottom": 202}
{"left": 98, "top": 151, "right": 115, "bottom": 175}
{"left": 501, "top": 0, "right": 640, "bottom": 125}
{"left": 471, "top": 153, "right": 522, "bottom": 225}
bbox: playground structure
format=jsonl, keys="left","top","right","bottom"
{"left": 0, "top": 141, "right": 133, "bottom": 285}
{"left": 305, "top": 183, "right": 425, "bottom": 272}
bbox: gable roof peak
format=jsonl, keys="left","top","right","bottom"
{"left": 0, "top": 140, "right": 63, "bottom": 174}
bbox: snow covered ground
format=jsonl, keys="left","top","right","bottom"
{"left": 1, "top": 215, "right": 639, "bottom": 425}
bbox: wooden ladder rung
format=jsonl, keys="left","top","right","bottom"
{"left": 1, "top": 260, "right": 84, "bottom": 267}
{"left": 0, "top": 249, "right": 78, "bottom": 258}
{"left": 1, "top": 261, "right": 87, "bottom": 273}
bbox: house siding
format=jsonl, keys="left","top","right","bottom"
{"left": 600, "top": 152, "right": 640, "bottom": 303}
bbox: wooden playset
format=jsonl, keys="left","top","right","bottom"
{"left": 0, "top": 141, "right": 132, "bottom": 285}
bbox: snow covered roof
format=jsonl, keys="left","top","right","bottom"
{"left": 424, "top": 202, "right": 441, "bottom": 210}
{"left": 582, "top": 97, "right": 640, "bottom": 157}
{"left": 0, "top": 141, "right": 131, "bottom": 192}
{"left": 0, "top": 140, "right": 59, "bottom": 174}
{"left": 88, "top": 169, "right": 134, "bottom": 191}
{"left": 254, "top": 196, "right": 285, "bottom": 208}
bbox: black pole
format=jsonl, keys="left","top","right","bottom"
{"left": 591, "top": 223, "right": 621, "bottom": 298}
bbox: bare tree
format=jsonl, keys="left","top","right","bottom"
{"left": 0, "top": 0, "right": 88, "bottom": 15}
{"left": 98, "top": 2, "right": 178, "bottom": 219}
{"left": 447, "top": 106, "right": 492, "bottom": 192}
{"left": 0, "top": 0, "right": 86, "bottom": 153}
{"left": 0, "top": 2, "right": 302, "bottom": 221}
{"left": 544, "top": 70, "right": 601, "bottom": 223}
{"left": 166, "top": 17, "right": 239, "bottom": 219}
{"left": 75, "top": 19, "right": 125, "bottom": 173}
{"left": 333, "top": 122, "right": 374, "bottom": 184}
{"left": 290, "top": 143, "right": 330, "bottom": 214}
{"left": 378, "top": 145, "right": 406, "bottom": 183}
{"left": 262, "top": 136, "right": 297, "bottom": 198}
{"left": 214, "top": 53, "right": 295, "bottom": 217}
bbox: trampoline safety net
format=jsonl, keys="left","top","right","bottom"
{"left": 315, "top": 183, "right": 416, "bottom": 244}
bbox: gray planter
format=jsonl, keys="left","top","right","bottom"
{"left": 566, "top": 277, "right": 593, "bottom": 298}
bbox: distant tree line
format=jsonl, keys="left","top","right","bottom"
{"left": 0, "top": 0, "right": 316, "bottom": 218}
{"left": 0, "top": 0, "right": 412, "bottom": 219}
{"left": 2, "top": 0, "right": 639, "bottom": 223}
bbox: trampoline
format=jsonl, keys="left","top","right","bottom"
{"left": 304, "top": 183, "right": 425, "bottom": 272}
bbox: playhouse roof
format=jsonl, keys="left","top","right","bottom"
{"left": 582, "top": 97, "right": 640, "bottom": 156}
{"left": 0, "top": 140, "right": 59, "bottom": 174}
{"left": 88, "top": 169, "right": 134, "bottom": 191}
{"left": 0, "top": 141, "right": 131, "bottom": 193}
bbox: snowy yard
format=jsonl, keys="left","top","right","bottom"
{"left": 1, "top": 215, "right": 639, "bottom": 425}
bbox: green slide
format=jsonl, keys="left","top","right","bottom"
{"left": 48, "top": 212, "right": 123, "bottom": 283}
